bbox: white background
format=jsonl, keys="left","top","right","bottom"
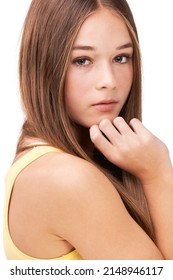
{"left": 0, "top": 1, "right": 173, "bottom": 262}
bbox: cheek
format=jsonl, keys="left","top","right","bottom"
{"left": 64, "top": 72, "right": 87, "bottom": 115}
{"left": 120, "top": 67, "right": 133, "bottom": 93}
{"left": 65, "top": 69, "right": 91, "bottom": 102}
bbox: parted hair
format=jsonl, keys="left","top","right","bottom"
{"left": 17, "top": 0, "right": 155, "bottom": 241}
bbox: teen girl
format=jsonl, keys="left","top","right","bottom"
{"left": 4, "top": 0, "right": 173, "bottom": 259}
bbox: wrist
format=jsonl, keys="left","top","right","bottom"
{"left": 141, "top": 167, "right": 173, "bottom": 193}
{"left": 138, "top": 155, "right": 173, "bottom": 186}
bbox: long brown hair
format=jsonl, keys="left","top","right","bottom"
{"left": 17, "top": 0, "right": 155, "bottom": 241}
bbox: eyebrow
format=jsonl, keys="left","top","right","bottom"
{"left": 116, "top": 42, "right": 133, "bottom": 50}
{"left": 72, "top": 45, "right": 97, "bottom": 51}
{"left": 72, "top": 42, "right": 133, "bottom": 51}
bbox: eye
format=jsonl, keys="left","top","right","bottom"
{"left": 73, "top": 57, "right": 91, "bottom": 67}
{"left": 113, "top": 55, "right": 132, "bottom": 64}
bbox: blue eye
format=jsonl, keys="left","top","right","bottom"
{"left": 73, "top": 58, "right": 91, "bottom": 67}
{"left": 114, "top": 55, "right": 132, "bottom": 64}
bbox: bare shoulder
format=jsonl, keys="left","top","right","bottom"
{"left": 9, "top": 151, "right": 112, "bottom": 257}
{"left": 12, "top": 150, "right": 123, "bottom": 232}
{"left": 12, "top": 150, "right": 119, "bottom": 222}
{"left": 10, "top": 151, "right": 163, "bottom": 260}
{"left": 15, "top": 150, "right": 113, "bottom": 193}
{"left": 37, "top": 151, "right": 123, "bottom": 212}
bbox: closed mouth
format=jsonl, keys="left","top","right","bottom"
{"left": 93, "top": 100, "right": 117, "bottom": 106}
{"left": 92, "top": 100, "right": 118, "bottom": 112}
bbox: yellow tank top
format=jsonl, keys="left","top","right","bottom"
{"left": 3, "top": 145, "right": 82, "bottom": 260}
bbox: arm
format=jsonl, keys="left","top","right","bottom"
{"left": 47, "top": 153, "right": 163, "bottom": 259}
{"left": 142, "top": 171, "right": 173, "bottom": 259}
{"left": 90, "top": 117, "right": 173, "bottom": 259}
{"left": 10, "top": 149, "right": 163, "bottom": 259}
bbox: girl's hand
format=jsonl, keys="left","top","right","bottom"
{"left": 90, "top": 117, "right": 172, "bottom": 185}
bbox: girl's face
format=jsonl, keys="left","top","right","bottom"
{"left": 65, "top": 8, "right": 133, "bottom": 128}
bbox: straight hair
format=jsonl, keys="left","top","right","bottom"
{"left": 17, "top": 0, "right": 155, "bottom": 241}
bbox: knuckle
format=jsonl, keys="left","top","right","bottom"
{"left": 120, "top": 142, "right": 131, "bottom": 156}
{"left": 129, "top": 118, "right": 139, "bottom": 126}
{"left": 90, "top": 126, "right": 101, "bottom": 143}
{"left": 140, "top": 131, "right": 153, "bottom": 145}
{"left": 99, "top": 119, "right": 111, "bottom": 130}
{"left": 91, "top": 131, "right": 100, "bottom": 143}
{"left": 106, "top": 149, "right": 117, "bottom": 163}
{"left": 113, "top": 116, "right": 124, "bottom": 125}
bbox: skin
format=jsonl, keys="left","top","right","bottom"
{"left": 9, "top": 8, "right": 173, "bottom": 259}
{"left": 65, "top": 9, "right": 133, "bottom": 129}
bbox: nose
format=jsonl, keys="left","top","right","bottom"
{"left": 95, "top": 62, "right": 117, "bottom": 90}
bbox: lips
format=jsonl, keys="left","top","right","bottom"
{"left": 92, "top": 100, "right": 117, "bottom": 112}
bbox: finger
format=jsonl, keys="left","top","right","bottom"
{"left": 98, "top": 119, "right": 120, "bottom": 145}
{"left": 129, "top": 118, "right": 151, "bottom": 135}
{"left": 113, "top": 117, "right": 133, "bottom": 135}
{"left": 90, "top": 125, "right": 116, "bottom": 160}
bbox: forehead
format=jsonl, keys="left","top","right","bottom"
{"left": 73, "top": 8, "right": 132, "bottom": 47}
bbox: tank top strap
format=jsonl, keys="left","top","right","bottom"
{"left": 5, "top": 146, "right": 63, "bottom": 188}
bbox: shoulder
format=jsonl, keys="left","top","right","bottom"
{"left": 18, "top": 150, "right": 115, "bottom": 193}
{"left": 15, "top": 149, "right": 123, "bottom": 223}
{"left": 14, "top": 151, "right": 124, "bottom": 239}
{"left": 11, "top": 151, "right": 163, "bottom": 259}
{"left": 41, "top": 151, "right": 120, "bottom": 201}
{"left": 14, "top": 150, "right": 120, "bottom": 204}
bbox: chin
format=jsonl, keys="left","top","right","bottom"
{"left": 74, "top": 112, "right": 121, "bottom": 128}
{"left": 95, "top": 115, "right": 118, "bottom": 125}
{"left": 83, "top": 116, "right": 117, "bottom": 128}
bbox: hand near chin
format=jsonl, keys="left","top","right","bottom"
{"left": 90, "top": 117, "right": 172, "bottom": 185}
